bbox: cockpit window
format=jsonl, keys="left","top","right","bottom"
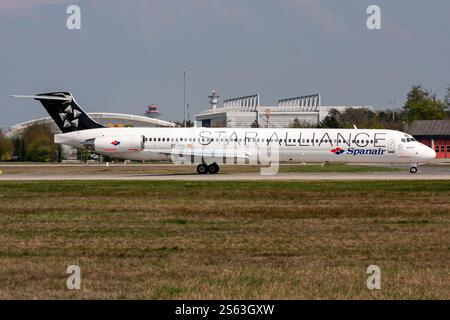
{"left": 402, "top": 135, "right": 417, "bottom": 143}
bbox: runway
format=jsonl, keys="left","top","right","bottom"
{"left": 1, "top": 164, "right": 449, "bottom": 181}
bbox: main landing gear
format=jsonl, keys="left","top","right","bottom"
{"left": 409, "top": 164, "right": 418, "bottom": 174}
{"left": 197, "top": 162, "right": 220, "bottom": 175}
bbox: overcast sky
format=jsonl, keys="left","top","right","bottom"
{"left": 1, "top": 0, "right": 449, "bottom": 127}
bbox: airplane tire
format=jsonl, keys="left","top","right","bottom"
{"left": 208, "top": 163, "right": 220, "bottom": 174}
{"left": 409, "top": 167, "right": 418, "bottom": 174}
{"left": 197, "top": 164, "right": 208, "bottom": 175}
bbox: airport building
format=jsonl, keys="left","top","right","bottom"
{"left": 6, "top": 112, "right": 176, "bottom": 138}
{"left": 195, "top": 91, "right": 372, "bottom": 128}
{"left": 409, "top": 120, "right": 450, "bottom": 159}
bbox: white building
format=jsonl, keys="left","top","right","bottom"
{"left": 196, "top": 91, "right": 373, "bottom": 128}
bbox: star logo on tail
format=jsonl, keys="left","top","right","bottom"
{"left": 60, "top": 105, "right": 81, "bottom": 129}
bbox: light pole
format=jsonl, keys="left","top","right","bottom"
{"left": 183, "top": 69, "right": 187, "bottom": 128}
{"left": 389, "top": 99, "right": 397, "bottom": 123}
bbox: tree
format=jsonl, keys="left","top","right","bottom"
{"left": 403, "top": 85, "right": 446, "bottom": 123}
{"left": 320, "top": 109, "right": 343, "bottom": 128}
{"left": 289, "top": 118, "right": 303, "bottom": 128}
{"left": 21, "top": 124, "right": 60, "bottom": 162}
{"left": 12, "top": 136, "right": 25, "bottom": 161}
{"left": 250, "top": 120, "right": 260, "bottom": 128}
{"left": 174, "top": 120, "right": 194, "bottom": 127}
{"left": 0, "top": 131, "right": 13, "bottom": 161}
{"left": 444, "top": 84, "right": 450, "bottom": 110}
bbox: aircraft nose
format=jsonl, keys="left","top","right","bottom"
{"left": 428, "top": 147, "right": 437, "bottom": 159}
{"left": 423, "top": 145, "right": 436, "bottom": 160}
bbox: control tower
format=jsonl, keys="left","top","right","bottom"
{"left": 144, "top": 104, "right": 161, "bottom": 118}
{"left": 208, "top": 90, "right": 220, "bottom": 110}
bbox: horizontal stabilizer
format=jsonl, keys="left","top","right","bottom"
{"left": 11, "top": 95, "right": 72, "bottom": 101}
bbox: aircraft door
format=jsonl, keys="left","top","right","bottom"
{"left": 388, "top": 139, "right": 395, "bottom": 153}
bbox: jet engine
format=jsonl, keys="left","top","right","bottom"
{"left": 83, "top": 136, "right": 145, "bottom": 153}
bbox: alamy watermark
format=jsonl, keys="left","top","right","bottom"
{"left": 170, "top": 139, "right": 280, "bottom": 176}
{"left": 66, "top": 5, "right": 81, "bottom": 30}
{"left": 66, "top": 265, "right": 81, "bottom": 290}
{"left": 366, "top": 265, "right": 381, "bottom": 290}
{"left": 367, "top": 5, "right": 382, "bottom": 30}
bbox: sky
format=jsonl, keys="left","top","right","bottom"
{"left": 0, "top": 0, "right": 449, "bottom": 127}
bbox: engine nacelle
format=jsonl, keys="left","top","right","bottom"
{"left": 83, "top": 136, "right": 145, "bottom": 153}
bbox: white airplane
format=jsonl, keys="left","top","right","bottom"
{"left": 13, "top": 92, "right": 436, "bottom": 174}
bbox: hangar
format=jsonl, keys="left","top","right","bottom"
{"left": 195, "top": 91, "right": 373, "bottom": 128}
{"left": 409, "top": 120, "right": 450, "bottom": 159}
{"left": 6, "top": 112, "right": 176, "bottom": 138}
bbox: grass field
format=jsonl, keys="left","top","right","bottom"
{"left": 0, "top": 180, "right": 449, "bottom": 299}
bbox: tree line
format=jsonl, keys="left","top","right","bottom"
{"left": 0, "top": 124, "right": 61, "bottom": 162}
{"left": 318, "top": 84, "right": 450, "bottom": 129}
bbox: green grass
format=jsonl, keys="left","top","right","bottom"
{"left": 279, "top": 164, "right": 400, "bottom": 173}
{"left": 0, "top": 180, "right": 449, "bottom": 299}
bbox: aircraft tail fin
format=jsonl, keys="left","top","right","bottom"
{"left": 12, "top": 92, "right": 104, "bottom": 133}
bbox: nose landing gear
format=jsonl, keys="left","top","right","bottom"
{"left": 197, "top": 162, "right": 220, "bottom": 175}
{"left": 409, "top": 164, "right": 418, "bottom": 174}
